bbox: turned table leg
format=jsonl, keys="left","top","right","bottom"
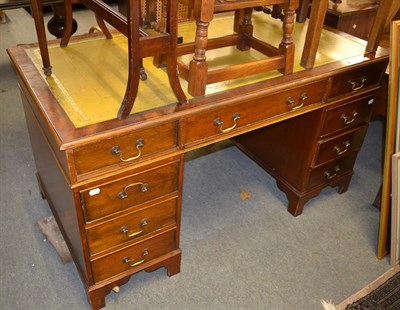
{"left": 236, "top": 8, "right": 254, "bottom": 51}
{"left": 187, "top": 0, "right": 214, "bottom": 97}
{"left": 278, "top": 6, "right": 295, "bottom": 75}
{"left": 187, "top": 19, "right": 210, "bottom": 96}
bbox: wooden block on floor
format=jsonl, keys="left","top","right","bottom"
{"left": 37, "top": 216, "right": 72, "bottom": 264}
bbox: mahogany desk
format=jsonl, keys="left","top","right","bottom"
{"left": 7, "top": 14, "right": 388, "bottom": 309}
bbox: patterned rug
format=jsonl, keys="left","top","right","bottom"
{"left": 322, "top": 265, "right": 400, "bottom": 310}
{"left": 345, "top": 271, "right": 400, "bottom": 310}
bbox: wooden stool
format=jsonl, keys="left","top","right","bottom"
{"left": 29, "top": 0, "right": 187, "bottom": 120}
{"left": 170, "top": 0, "right": 299, "bottom": 97}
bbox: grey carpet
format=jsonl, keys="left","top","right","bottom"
{"left": 0, "top": 8, "right": 391, "bottom": 310}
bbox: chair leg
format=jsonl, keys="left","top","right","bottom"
{"left": 296, "top": 0, "right": 310, "bottom": 23}
{"left": 300, "top": 0, "right": 328, "bottom": 69}
{"left": 118, "top": 0, "right": 141, "bottom": 120}
{"left": 165, "top": 0, "right": 187, "bottom": 104}
{"left": 30, "top": 0, "right": 52, "bottom": 75}
{"left": 60, "top": 0, "right": 73, "bottom": 47}
{"left": 95, "top": 14, "right": 113, "bottom": 39}
{"left": 236, "top": 8, "right": 253, "bottom": 51}
{"left": 139, "top": 59, "right": 148, "bottom": 81}
{"left": 153, "top": 0, "right": 167, "bottom": 68}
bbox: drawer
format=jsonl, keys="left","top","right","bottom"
{"left": 312, "top": 125, "right": 368, "bottom": 167}
{"left": 320, "top": 95, "right": 374, "bottom": 137}
{"left": 307, "top": 152, "right": 357, "bottom": 190}
{"left": 336, "top": 12, "right": 376, "bottom": 39}
{"left": 184, "top": 79, "right": 328, "bottom": 146}
{"left": 91, "top": 229, "right": 177, "bottom": 283}
{"left": 329, "top": 62, "right": 385, "bottom": 99}
{"left": 73, "top": 121, "right": 178, "bottom": 175}
{"left": 81, "top": 161, "right": 180, "bottom": 221}
{"left": 86, "top": 197, "right": 178, "bottom": 255}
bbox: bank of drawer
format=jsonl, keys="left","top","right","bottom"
{"left": 184, "top": 79, "right": 328, "bottom": 146}
{"left": 307, "top": 152, "right": 357, "bottom": 190}
{"left": 329, "top": 62, "right": 385, "bottom": 99}
{"left": 86, "top": 197, "right": 178, "bottom": 255}
{"left": 91, "top": 229, "right": 176, "bottom": 283}
{"left": 320, "top": 95, "right": 374, "bottom": 137}
{"left": 312, "top": 125, "right": 368, "bottom": 167}
{"left": 81, "top": 161, "right": 180, "bottom": 221}
{"left": 73, "top": 121, "right": 177, "bottom": 175}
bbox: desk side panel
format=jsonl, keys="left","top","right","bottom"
{"left": 20, "top": 87, "right": 90, "bottom": 283}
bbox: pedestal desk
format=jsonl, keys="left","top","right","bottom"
{"left": 7, "top": 14, "right": 388, "bottom": 309}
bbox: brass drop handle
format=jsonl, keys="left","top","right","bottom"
{"left": 340, "top": 111, "right": 358, "bottom": 125}
{"left": 324, "top": 166, "right": 340, "bottom": 180}
{"left": 120, "top": 219, "right": 149, "bottom": 238}
{"left": 118, "top": 182, "right": 148, "bottom": 199}
{"left": 348, "top": 76, "right": 367, "bottom": 91}
{"left": 111, "top": 139, "right": 144, "bottom": 162}
{"left": 333, "top": 141, "right": 351, "bottom": 155}
{"left": 286, "top": 93, "right": 308, "bottom": 110}
{"left": 122, "top": 249, "right": 149, "bottom": 267}
{"left": 214, "top": 112, "right": 240, "bottom": 133}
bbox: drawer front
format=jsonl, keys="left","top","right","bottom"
{"left": 184, "top": 79, "right": 328, "bottom": 146}
{"left": 91, "top": 229, "right": 176, "bottom": 282}
{"left": 329, "top": 62, "right": 385, "bottom": 99}
{"left": 312, "top": 125, "right": 368, "bottom": 167}
{"left": 81, "top": 161, "right": 180, "bottom": 221}
{"left": 320, "top": 95, "right": 374, "bottom": 137}
{"left": 336, "top": 12, "right": 376, "bottom": 39}
{"left": 86, "top": 198, "right": 178, "bottom": 255}
{"left": 73, "top": 121, "right": 178, "bottom": 175}
{"left": 307, "top": 152, "right": 357, "bottom": 190}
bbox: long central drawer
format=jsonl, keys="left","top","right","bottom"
{"left": 183, "top": 79, "right": 329, "bottom": 146}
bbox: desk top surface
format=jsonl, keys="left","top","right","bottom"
{"left": 25, "top": 13, "right": 373, "bottom": 126}
{"left": 8, "top": 12, "right": 388, "bottom": 147}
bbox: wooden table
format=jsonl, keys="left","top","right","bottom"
{"left": 0, "top": 0, "right": 77, "bottom": 38}
{"left": 7, "top": 14, "right": 389, "bottom": 309}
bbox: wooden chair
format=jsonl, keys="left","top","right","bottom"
{"left": 29, "top": 0, "right": 188, "bottom": 120}
{"left": 161, "top": 0, "right": 299, "bottom": 97}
